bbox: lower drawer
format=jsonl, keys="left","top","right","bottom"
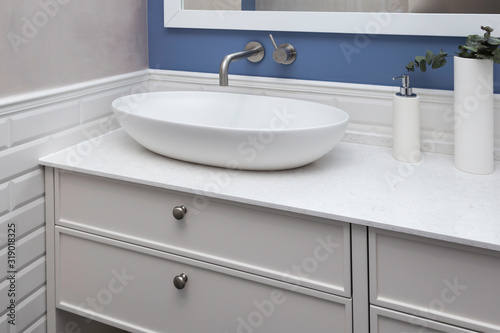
{"left": 55, "top": 227, "right": 352, "bottom": 333}
{"left": 370, "top": 306, "right": 477, "bottom": 333}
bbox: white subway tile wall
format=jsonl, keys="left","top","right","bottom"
{"left": 0, "top": 183, "right": 9, "bottom": 216}
{"left": 10, "top": 102, "right": 80, "bottom": 147}
{"left": 10, "top": 169, "right": 45, "bottom": 211}
{"left": 0, "top": 287, "right": 47, "bottom": 332}
{"left": 81, "top": 88, "right": 128, "bottom": 123}
{"left": 24, "top": 316, "right": 47, "bottom": 333}
{"left": 0, "top": 198, "right": 45, "bottom": 249}
{"left": 0, "top": 71, "right": 147, "bottom": 332}
{"left": 0, "top": 118, "right": 8, "bottom": 151}
{"left": 0, "top": 258, "right": 46, "bottom": 314}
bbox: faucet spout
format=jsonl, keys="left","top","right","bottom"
{"left": 219, "top": 42, "right": 264, "bottom": 86}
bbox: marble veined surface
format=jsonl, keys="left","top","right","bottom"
{"left": 40, "top": 129, "right": 500, "bottom": 251}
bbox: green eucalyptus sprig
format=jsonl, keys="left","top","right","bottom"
{"left": 405, "top": 26, "right": 500, "bottom": 73}
{"left": 457, "top": 26, "right": 500, "bottom": 62}
{"left": 406, "top": 49, "right": 448, "bottom": 72}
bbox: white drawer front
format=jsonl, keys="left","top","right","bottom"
{"left": 369, "top": 229, "right": 500, "bottom": 332}
{"left": 56, "top": 227, "right": 352, "bottom": 333}
{"left": 370, "top": 306, "right": 478, "bottom": 333}
{"left": 56, "top": 171, "right": 351, "bottom": 296}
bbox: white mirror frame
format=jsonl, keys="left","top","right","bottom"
{"left": 164, "top": 0, "right": 500, "bottom": 37}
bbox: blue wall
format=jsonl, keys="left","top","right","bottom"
{"left": 148, "top": 0, "right": 500, "bottom": 92}
{"left": 242, "top": 0, "right": 255, "bottom": 11}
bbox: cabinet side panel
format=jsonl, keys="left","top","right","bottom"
{"left": 45, "top": 167, "right": 56, "bottom": 333}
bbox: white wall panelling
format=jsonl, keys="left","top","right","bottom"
{"left": 0, "top": 286, "right": 47, "bottom": 332}
{"left": 10, "top": 101, "right": 80, "bottom": 147}
{"left": 10, "top": 169, "right": 45, "bottom": 211}
{"left": 148, "top": 70, "right": 500, "bottom": 160}
{"left": 0, "top": 227, "right": 45, "bottom": 282}
{"left": 0, "top": 118, "right": 8, "bottom": 151}
{"left": 0, "top": 258, "right": 46, "bottom": 314}
{"left": 0, "top": 183, "right": 9, "bottom": 216}
{"left": 0, "top": 69, "right": 148, "bottom": 332}
{"left": 0, "top": 199, "right": 45, "bottom": 249}
{"left": 80, "top": 88, "right": 132, "bottom": 123}
{"left": 24, "top": 316, "right": 47, "bottom": 333}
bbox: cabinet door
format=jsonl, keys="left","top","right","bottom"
{"left": 56, "top": 171, "right": 351, "bottom": 297}
{"left": 370, "top": 306, "right": 478, "bottom": 333}
{"left": 369, "top": 229, "right": 500, "bottom": 332}
{"left": 56, "top": 227, "right": 352, "bottom": 333}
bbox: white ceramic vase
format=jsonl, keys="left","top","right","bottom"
{"left": 454, "top": 56, "right": 494, "bottom": 175}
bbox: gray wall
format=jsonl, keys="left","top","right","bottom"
{"left": 0, "top": 0, "right": 148, "bottom": 98}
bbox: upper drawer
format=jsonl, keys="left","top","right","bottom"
{"left": 56, "top": 171, "right": 351, "bottom": 297}
{"left": 369, "top": 228, "right": 500, "bottom": 332}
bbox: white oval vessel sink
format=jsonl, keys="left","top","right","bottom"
{"left": 112, "top": 91, "right": 349, "bottom": 170}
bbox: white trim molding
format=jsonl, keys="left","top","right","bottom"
{"left": 4, "top": 68, "right": 497, "bottom": 165}
{"left": 0, "top": 70, "right": 150, "bottom": 117}
{"left": 163, "top": 0, "right": 500, "bottom": 37}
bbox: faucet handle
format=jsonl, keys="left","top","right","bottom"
{"left": 269, "top": 34, "right": 297, "bottom": 65}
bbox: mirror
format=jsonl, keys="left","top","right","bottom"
{"left": 165, "top": 0, "right": 500, "bottom": 37}
{"left": 183, "top": 0, "right": 500, "bottom": 14}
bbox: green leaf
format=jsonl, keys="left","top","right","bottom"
{"left": 482, "top": 25, "right": 493, "bottom": 39}
{"left": 492, "top": 49, "right": 500, "bottom": 64}
{"left": 425, "top": 50, "right": 434, "bottom": 64}
{"left": 405, "top": 49, "right": 451, "bottom": 72}
{"left": 467, "top": 35, "right": 482, "bottom": 44}
{"left": 435, "top": 50, "right": 448, "bottom": 59}
{"left": 488, "top": 37, "right": 500, "bottom": 45}
{"left": 463, "top": 44, "right": 480, "bottom": 53}
{"left": 419, "top": 59, "right": 427, "bottom": 72}
{"left": 432, "top": 57, "right": 447, "bottom": 69}
{"left": 405, "top": 61, "right": 416, "bottom": 72}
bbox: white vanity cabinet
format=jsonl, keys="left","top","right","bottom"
{"left": 41, "top": 128, "right": 500, "bottom": 333}
{"left": 46, "top": 169, "right": 354, "bottom": 332}
{"left": 369, "top": 229, "right": 500, "bottom": 333}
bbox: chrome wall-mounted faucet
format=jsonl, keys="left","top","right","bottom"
{"left": 219, "top": 42, "right": 265, "bottom": 86}
{"left": 269, "top": 34, "right": 296, "bottom": 65}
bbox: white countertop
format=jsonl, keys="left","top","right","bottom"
{"left": 40, "top": 129, "right": 500, "bottom": 251}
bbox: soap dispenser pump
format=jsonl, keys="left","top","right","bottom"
{"left": 392, "top": 74, "right": 421, "bottom": 163}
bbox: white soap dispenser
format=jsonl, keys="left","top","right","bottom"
{"left": 392, "top": 74, "right": 421, "bottom": 163}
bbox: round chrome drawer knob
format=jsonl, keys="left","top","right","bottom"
{"left": 173, "top": 273, "right": 188, "bottom": 289}
{"left": 172, "top": 205, "right": 187, "bottom": 220}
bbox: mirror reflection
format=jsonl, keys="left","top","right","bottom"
{"left": 183, "top": 0, "right": 500, "bottom": 14}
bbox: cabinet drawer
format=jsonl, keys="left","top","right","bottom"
{"left": 369, "top": 229, "right": 500, "bottom": 332}
{"left": 55, "top": 227, "right": 352, "bottom": 333}
{"left": 370, "top": 306, "right": 478, "bottom": 333}
{"left": 56, "top": 171, "right": 351, "bottom": 296}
